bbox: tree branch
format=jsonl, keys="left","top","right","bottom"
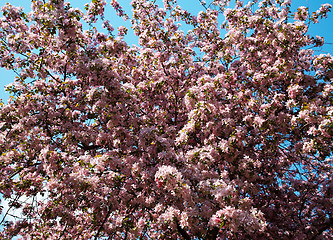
{"left": 176, "top": 220, "right": 191, "bottom": 240}
{"left": 93, "top": 205, "right": 112, "bottom": 240}
{"left": 309, "top": 216, "right": 333, "bottom": 240}
{"left": 205, "top": 226, "right": 219, "bottom": 240}
{"left": 78, "top": 143, "right": 101, "bottom": 151}
{"left": 0, "top": 195, "right": 21, "bottom": 225}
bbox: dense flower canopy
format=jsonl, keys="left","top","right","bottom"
{"left": 0, "top": 0, "right": 332, "bottom": 239}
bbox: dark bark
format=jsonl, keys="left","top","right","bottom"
{"left": 205, "top": 227, "right": 219, "bottom": 240}
{"left": 176, "top": 220, "right": 191, "bottom": 240}
{"left": 309, "top": 217, "right": 333, "bottom": 240}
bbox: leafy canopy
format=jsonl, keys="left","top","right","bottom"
{"left": 0, "top": 0, "right": 332, "bottom": 239}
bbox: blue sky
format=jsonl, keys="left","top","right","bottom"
{"left": 0, "top": 0, "right": 332, "bottom": 102}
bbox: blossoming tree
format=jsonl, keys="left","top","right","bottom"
{"left": 0, "top": 0, "right": 332, "bottom": 239}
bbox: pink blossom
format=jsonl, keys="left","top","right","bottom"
{"left": 0, "top": 0, "right": 332, "bottom": 239}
